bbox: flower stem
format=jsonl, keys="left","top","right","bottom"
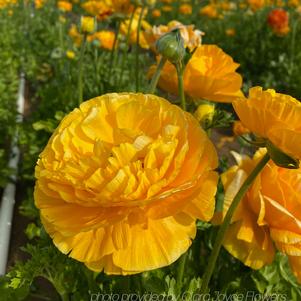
{"left": 176, "top": 252, "right": 187, "bottom": 293}
{"left": 119, "top": 7, "right": 136, "bottom": 85}
{"left": 176, "top": 63, "right": 186, "bottom": 110}
{"left": 200, "top": 152, "right": 270, "bottom": 293}
{"left": 60, "top": 292, "right": 70, "bottom": 301}
{"left": 135, "top": 6, "right": 146, "bottom": 92}
{"left": 108, "top": 20, "right": 121, "bottom": 86}
{"left": 78, "top": 34, "right": 86, "bottom": 105}
{"left": 148, "top": 57, "right": 167, "bottom": 93}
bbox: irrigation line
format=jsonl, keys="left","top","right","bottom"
{"left": 0, "top": 73, "right": 25, "bottom": 275}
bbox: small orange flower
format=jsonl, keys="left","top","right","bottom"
{"left": 82, "top": 0, "right": 113, "bottom": 20}
{"left": 247, "top": 0, "right": 266, "bottom": 11}
{"left": 162, "top": 5, "right": 173, "bottom": 12}
{"left": 267, "top": 8, "right": 290, "bottom": 36}
{"left": 225, "top": 28, "right": 236, "bottom": 36}
{"left": 152, "top": 8, "right": 161, "bottom": 18}
{"left": 87, "top": 31, "right": 115, "bottom": 50}
{"left": 57, "top": 0, "right": 72, "bottom": 12}
{"left": 233, "top": 121, "right": 250, "bottom": 136}
{"left": 199, "top": 4, "right": 219, "bottom": 18}
{"left": 179, "top": 4, "right": 192, "bottom": 15}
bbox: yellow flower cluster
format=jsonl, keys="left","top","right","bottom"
{"left": 35, "top": 93, "right": 218, "bottom": 274}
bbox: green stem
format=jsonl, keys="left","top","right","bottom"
{"left": 176, "top": 252, "right": 187, "bottom": 293}
{"left": 119, "top": 7, "right": 136, "bottom": 85}
{"left": 135, "top": 6, "right": 146, "bottom": 92}
{"left": 289, "top": 19, "right": 298, "bottom": 75}
{"left": 59, "top": 292, "right": 69, "bottom": 301}
{"left": 148, "top": 57, "right": 167, "bottom": 93}
{"left": 200, "top": 152, "right": 270, "bottom": 293}
{"left": 176, "top": 63, "right": 186, "bottom": 110}
{"left": 78, "top": 34, "right": 86, "bottom": 105}
{"left": 108, "top": 20, "right": 121, "bottom": 86}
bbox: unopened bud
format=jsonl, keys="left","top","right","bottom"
{"left": 156, "top": 28, "right": 185, "bottom": 64}
{"left": 80, "top": 16, "right": 96, "bottom": 34}
{"left": 194, "top": 103, "right": 215, "bottom": 125}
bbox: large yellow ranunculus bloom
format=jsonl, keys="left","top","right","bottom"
{"left": 34, "top": 93, "right": 218, "bottom": 275}
{"left": 233, "top": 87, "right": 301, "bottom": 160}
{"left": 149, "top": 44, "right": 243, "bottom": 103}
{"left": 217, "top": 149, "right": 301, "bottom": 282}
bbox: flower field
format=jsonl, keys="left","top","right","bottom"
{"left": 1, "top": 0, "right": 301, "bottom": 300}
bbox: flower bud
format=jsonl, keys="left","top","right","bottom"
{"left": 155, "top": 28, "right": 185, "bottom": 64}
{"left": 194, "top": 103, "right": 215, "bottom": 125}
{"left": 80, "top": 16, "right": 96, "bottom": 34}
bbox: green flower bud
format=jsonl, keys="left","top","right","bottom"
{"left": 156, "top": 28, "right": 185, "bottom": 64}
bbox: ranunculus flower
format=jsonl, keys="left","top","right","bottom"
{"left": 149, "top": 45, "right": 243, "bottom": 103}
{"left": 233, "top": 87, "right": 301, "bottom": 160}
{"left": 179, "top": 4, "right": 192, "bottom": 15}
{"left": 120, "top": 8, "right": 152, "bottom": 49}
{"left": 199, "top": 4, "right": 219, "bottom": 18}
{"left": 80, "top": 16, "right": 95, "bottom": 33}
{"left": 34, "top": 93, "right": 218, "bottom": 275}
{"left": 87, "top": 30, "right": 115, "bottom": 50}
{"left": 267, "top": 8, "right": 290, "bottom": 36}
{"left": 81, "top": 1, "right": 113, "bottom": 20}
{"left": 216, "top": 149, "right": 301, "bottom": 282}
{"left": 57, "top": 0, "right": 72, "bottom": 12}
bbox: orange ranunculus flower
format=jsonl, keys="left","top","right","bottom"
{"left": 82, "top": 0, "right": 113, "bottom": 20}
{"left": 111, "top": 0, "right": 134, "bottom": 14}
{"left": 69, "top": 24, "right": 83, "bottom": 47}
{"left": 57, "top": 0, "right": 72, "bottom": 12}
{"left": 87, "top": 30, "right": 115, "bottom": 50}
{"left": 232, "top": 120, "right": 250, "bottom": 136}
{"left": 267, "top": 8, "right": 290, "bottom": 36}
{"left": 288, "top": 0, "right": 299, "bottom": 7}
{"left": 247, "top": 0, "right": 265, "bottom": 11}
{"left": 120, "top": 8, "right": 152, "bottom": 49}
{"left": 179, "top": 3, "right": 192, "bottom": 14}
{"left": 149, "top": 44, "right": 243, "bottom": 103}
{"left": 35, "top": 0, "right": 43, "bottom": 8}
{"left": 34, "top": 93, "right": 218, "bottom": 275}
{"left": 217, "top": 149, "right": 301, "bottom": 282}
{"left": 199, "top": 4, "right": 219, "bottom": 18}
{"left": 145, "top": 21, "right": 204, "bottom": 52}
{"left": 152, "top": 8, "right": 161, "bottom": 18}
{"left": 233, "top": 87, "right": 301, "bottom": 160}
{"left": 225, "top": 28, "right": 236, "bottom": 36}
